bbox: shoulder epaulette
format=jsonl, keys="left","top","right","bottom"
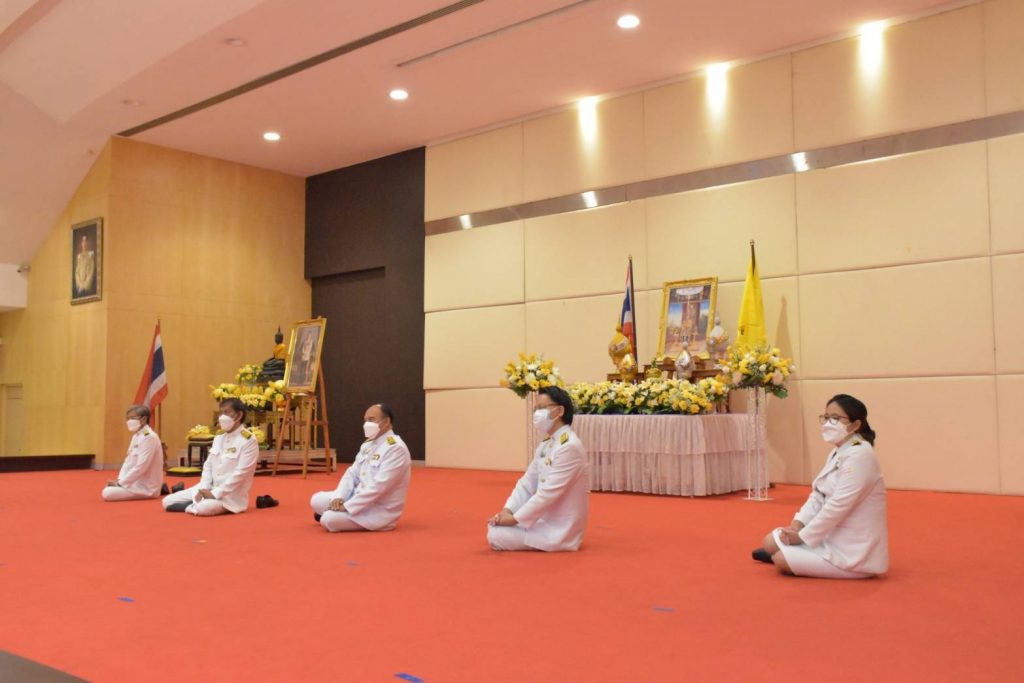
{"left": 852, "top": 440, "right": 862, "bottom": 446}
{"left": 559, "top": 432, "right": 569, "bottom": 445}
{"left": 241, "top": 429, "right": 252, "bottom": 439}
{"left": 142, "top": 429, "right": 151, "bottom": 437}
{"left": 386, "top": 436, "right": 396, "bottom": 446}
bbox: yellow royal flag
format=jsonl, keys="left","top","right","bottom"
{"left": 736, "top": 242, "right": 767, "bottom": 347}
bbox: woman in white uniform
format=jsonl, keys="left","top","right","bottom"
{"left": 753, "top": 394, "right": 889, "bottom": 579}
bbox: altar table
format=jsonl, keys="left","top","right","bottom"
{"left": 573, "top": 414, "right": 747, "bottom": 496}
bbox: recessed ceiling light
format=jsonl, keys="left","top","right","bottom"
{"left": 121, "top": 98, "right": 143, "bottom": 107}
{"left": 389, "top": 89, "right": 409, "bottom": 101}
{"left": 224, "top": 37, "right": 246, "bottom": 47}
{"left": 617, "top": 14, "right": 640, "bottom": 29}
{"left": 262, "top": 131, "right": 281, "bottom": 142}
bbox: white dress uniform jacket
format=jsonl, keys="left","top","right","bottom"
{"left": 328, "top": 430, "right": 412, "bottom": 530}
{"left": 504, "top": 425, "right": 589, "bottom": 551}
{"left": 195, "top": 427, "right": 260, "bottom": 513}
{"left": 116, "top": 427, "right": 164, "bottom": 497}
{"left": 794, "top": 436, "right": 889, "bottom": 574}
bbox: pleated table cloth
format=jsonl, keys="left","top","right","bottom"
{"left": 574, "top": 414, "right": 747, "bottom": 496}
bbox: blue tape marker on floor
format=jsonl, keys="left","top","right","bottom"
{"left": 395, "top": 674, "right": 424, "bottom": 683}
{"left": 652, "top": 606, "right": 675, "bottom": 613}
{"left": 117, "top": 597, "right": 135, "bottom": 603}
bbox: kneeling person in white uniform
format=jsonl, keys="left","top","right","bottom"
{"left": 488, "top": 386, "right": 589, "bottom": 552}
{"left": 309, "top": 403, "right": 411, "bottom": 532}
{"left": 101, "top": 404, "right": 164, "bottom": 501}
{"left": 755, "top": 394, "right": 889, "bottom": 579}
{"left": 162, "top": 398, "right": 259, "bottom": 516}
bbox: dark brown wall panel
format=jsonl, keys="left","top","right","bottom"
{"left": 306, "top": 148, "right": 424, "bottom": 462}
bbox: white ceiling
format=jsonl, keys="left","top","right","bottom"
{"left": 0, "top": 0, "right": 970, "bottom": 268}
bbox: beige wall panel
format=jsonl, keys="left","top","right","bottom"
{"left": 698, "top": 277, "right": 802, "bottom": 367}
{"left": 425, "top": 124, "right": 524, "bottom": 221}
{"left": 802, "top": 377, "right": 1000, "bottom": 492}
{"left": 799, "top": 259, "right": 994, "bottom": 378}
{"left": 523, "top": 93, "right": 645, "bottom": 202}
{"left": 646, "top": 175, "right": 797, "bottom": 285}
{"left": 524, "top": 293, "right": 654, "bottom": 385}
{"left": 996, "top": 374, "right": 1024, "bottom": 494}
{"left": 984, "top": 0, "right": 1024, "bottom": 114}
{"left": 524, "top": 202, "right": 646, "bottom": 300}
{"left": 793, "top": 6, "right": 985, "bottom": 150}
{"left": 424, "top": 305, "right": 525, "bottom": 389}
{"left": 796, "top": 143, "right": 990, "bottom": 273}
{"left": 988, "top": 134, "right": 1024, "bottom": 255}
{"left": 644, "top": 55, "right": 794, "bottom": 178}
{"left": 425, "top": 388, "right": 526, "bottom": 470}
{"left": 992, "top": 254, "right": 1024, "bottom": 374}
{"left": 424, "top": 220, "right": 525, "bottom": 312}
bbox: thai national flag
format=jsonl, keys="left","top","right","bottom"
{"left": 134, "top": 322, "right": 168, "bottom": 409}
{"left": 620, "top": 257, "right": 637, "bottom": 357}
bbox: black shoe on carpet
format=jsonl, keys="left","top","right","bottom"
{"left": 171, "top": 482, "right": 185, "bottom": 493}
{"left": 752, "top": 548, "right": 773, "bottom": 564}
{"left": 165, "top": 501, "right": 190, "bottom": 512}
{"left": 160, "top": 483, "right": 170, "bottom": 496}
{"left": 314, "top": 513, "right": 322, "bottom": 523}
{"left": 256, "top": 495, "right": 279, "bottom": 509}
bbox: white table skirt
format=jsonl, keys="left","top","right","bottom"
{"left": 573, "top": 414, "right": 747, "bottom": 496}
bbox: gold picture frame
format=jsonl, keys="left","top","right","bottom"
{"left": 657, "top": 277, "right": 718, "bottom": 358}
{"left": 70, "top": 218, "right": 102, "bottom": 305}
{"left": 283, "top": 318, "right": 327, "bottom": 394}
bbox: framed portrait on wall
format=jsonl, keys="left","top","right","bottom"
{"left": 657, "top": 277, "right": 718, "bottom": 358}
{"left": 70, "top": 218, "right": 102, "bottom": 305}
{"left": 284, "top": 318, "right": 327, "bottom": 393}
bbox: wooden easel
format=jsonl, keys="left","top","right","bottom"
{"left": 272, "top": 366, "right": 333, "bottom": 478}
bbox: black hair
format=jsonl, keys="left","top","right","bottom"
{"left": 220, "top": 397, "right": 247, "bottom": 423}
{"left": 827, "top": 394, "right": 876, "bottom": 445}
{"left": 376, "top": 403, "right": 395, "bottom": 424}
{"left": 127, "top": 404, "right": 151, "bottom": 421}
{"left": 539, "top": 386, "right": 574, "bottom": 425}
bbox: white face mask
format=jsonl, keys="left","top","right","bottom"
{"left": 820, "top": 422, "right": 850, "bottom": 445}
{"left": 532, "top": 408, "right": 557, "bottom": 434}
{"left": 126, "top": 418, "right": 142, "bottom": 433}
{"left": 363, "top": 421, "right": 381, "bottom": 439}
{"left": 218, "top": 414, "right": 238, "bottom": 432}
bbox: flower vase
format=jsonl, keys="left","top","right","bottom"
{"left": 745, "top": 386, "right": 770, "bottom": 500}
{"left": 525, "top": 391, "right": 541, "bottom": 467}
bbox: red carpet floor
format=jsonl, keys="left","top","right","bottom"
{"left": 1, "top": 467, "right": 1022, "bottom": 682}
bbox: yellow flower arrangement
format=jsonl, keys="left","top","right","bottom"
{"left": 249, "top": 426, "right": 267, "bottom": 445}
{"left": 717, "top": 342, "right": 794, "bottom": 398}
{"left": 500, "top": 352, "right": 564, "bottom": 399}
{"left": 235, "top": 363, "right": 262, "bottom": 384}
{"left": 187, "top": 424, "right": 213, "bottom": 440}
{"left": 210, "top": 383, "right": 240, "bottom": 402}
{"left": 568, "top": 378, "right": 717, "bottom": 415}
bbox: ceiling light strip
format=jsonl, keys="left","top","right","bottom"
{"left": 396, "top": 0, "right": 596, "bottom": 69}
{"left": 117, "top": 0, "right": 487, "bottom": 138}
{"left": 424, "top": 109, "right": 1024, "bottom": 235}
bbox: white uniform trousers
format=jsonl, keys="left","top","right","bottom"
{"left": 101, "top": 486, "right": 156, "bottom": 502}
{"left": 772, "top": 529, "right": 872, "bottom": 579}
{"left": 487, "top": 525, "right": 537, "bottom": 551}
{"left": 310, "top": 491, "right": 374, "bottom": 532}
{"left": 162, "top": 486, "right": 232, "bottom": 516}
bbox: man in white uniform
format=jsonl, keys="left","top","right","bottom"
{"left": 488, "top": 386, "right": 589, "bottom": 552}
{"left": 309, "top": 403, "right": 411, "bottom": 532}
{"left": 162, "top": 398, "right": 259, "bottom": 516}
{"left": 101, "top": 404, "right": 164, "bottom": 501}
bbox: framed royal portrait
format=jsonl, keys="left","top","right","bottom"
{"left": 70, "top": 218, "right": 102, "bottom": 305}
{"left": 657, "top": 277, "right": 718, "bottom": 358}
{"left": 283, "top": 318, "right": 327, "bottom": 393}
